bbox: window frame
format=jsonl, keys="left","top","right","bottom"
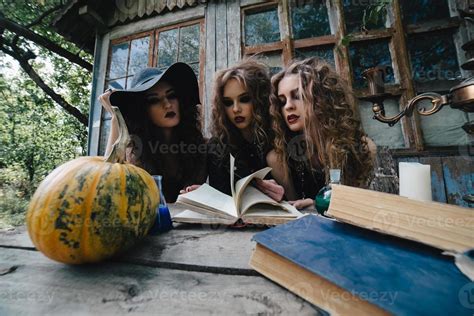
{"left": 240, "top": 0, "right": 470, "bottom": 155}
{"left": 99, "top": 18, "right": 206, "bottom": 155}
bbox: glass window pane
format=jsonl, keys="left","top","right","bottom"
{"left": 359, "top": 98, "right": 406, "bottom": 148}
{"left": 128, "top": 37, "right": 150, "bottom": 76}
{"left": 255, "top": 52, "right": 283, "bottom": 75}
{"left": 291, "top": 1, "right": 331, "bottom": 39}
{"left": 349, "top": 40, "right": 394, "bottom": 88}
{"left": 189, "top": 62, "right": 200, "bottom": 79}
{"left": 400, "top": 0, "right": 450, "bottom": 25}
{"left": 109, "top": 42, "right": 129, "bottom": 79}
{"left": 417, "top": 98, "right": 470, "bottom": 146}
{"left": 158, "top": 29, "right": 179, "bottom": 68}
{"left": 294, "top": 46, "right": 335, "bottom": 67}
{"left": 244, "top": 8, "right": 280, "bottom": 46}
{"left": 407, "top": 31, "right": 461, "bottom": 85}
{"left": 179, "top": 24, "right": 200, "bottom": 63}
{"left": 343, "top": 1, "right": 387, "bottom": 33}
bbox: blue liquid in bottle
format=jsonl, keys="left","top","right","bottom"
{"left": 149, "top": 175, "right": 173, "bottom": 235}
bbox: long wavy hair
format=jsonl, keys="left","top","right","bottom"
{"left": 211, "top": 59, "right": 273, "bottom": 165}
{"left": 269, "top": 57, "right": 373, "bottom": 187}
{"left": 125, "top": 79, "right": 204, "bottom": 184}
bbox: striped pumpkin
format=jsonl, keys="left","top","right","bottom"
{"left": 26, "top": 107, "right": 159, "bottom": 264}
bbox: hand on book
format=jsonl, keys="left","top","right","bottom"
{"left": 289, "top": 198, "right": 314, "bottom": 209}
{"left": 179, "top": 184, "right": 201, "bottom": 194}
{"left": 254, "top": 179, "right": 284, "bottom": 202}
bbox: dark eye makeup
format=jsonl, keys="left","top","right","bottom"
{"left": 145, "top": 97, "right": 160, "bottom": 105}
{"left": 223, "top": 99, "right": 233, "bottom": 107}
{"left": 166, "top": 92, "right": 177, "bottom": 100}
{"left": 278, "top": 97, "right": 286, "bottom": 107}
{"left": 239, "top": 95, "right": 251, "bottom": 103}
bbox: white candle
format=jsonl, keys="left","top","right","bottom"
{"left": 399, "top": 162, "right": 432, "bottom": 202}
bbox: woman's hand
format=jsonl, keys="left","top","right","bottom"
{"left": 254, "top": 179, "right": 284, "bottom": 202}
{"left": 99, "top": 89, "right": 114, "bottom": 113}
{"left": 289, "top": 198, "right": 314, "bottom": 209}
{"left": 179, "top": 184, "right": 201, "bottom": 194}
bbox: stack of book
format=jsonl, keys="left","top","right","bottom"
{"left": 250, "top": 185, "right": 474, "bottom": 315}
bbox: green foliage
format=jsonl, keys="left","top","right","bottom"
{"left": 0, "top": 0, "right": 92, "bottom": 228}
{"left": 362, "top": 1, "right": 392, "bottom": 32}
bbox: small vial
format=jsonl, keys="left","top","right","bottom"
{"left": 315, "top": 169, "right": 341, "bottom": 215}
{"left": 150, "top": 175, "right": 173, "bottom": 234}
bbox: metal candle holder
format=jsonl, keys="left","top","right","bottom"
{"left": 360, "top": 67, "right": 474, "bottom": 127}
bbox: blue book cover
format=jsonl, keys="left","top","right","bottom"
{"left": 252, "top": 215, "right": 473, "bottom": 315}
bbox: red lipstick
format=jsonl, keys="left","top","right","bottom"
{"left": 287, "top": 114, "right": 299, "bottom": 125}
{"left": 234, "top": 116, "right": 245, "bottom": 123}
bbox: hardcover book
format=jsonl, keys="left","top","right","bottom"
{"left": 250, "top": 215, "right": 472, "bottom": 315}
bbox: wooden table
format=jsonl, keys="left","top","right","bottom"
{"left": 0, "top": 204, "right": 322, "bottom": 315}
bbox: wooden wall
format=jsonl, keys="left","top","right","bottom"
{"left": 87, "top": 0, "right": 473, "bottom": 208}
{"left": 396, "top": 156, "right": 473, "bottom": 208}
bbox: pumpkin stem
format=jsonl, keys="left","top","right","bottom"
{"left": 104, "top": 106, "right": 131, "bottom": 164}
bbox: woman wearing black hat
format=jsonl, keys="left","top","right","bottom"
{"left": 99, "top": 62, "right": 207, "bottom": 202}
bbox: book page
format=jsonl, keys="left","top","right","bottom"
{"left": 176, "top": 183, "right": 238, "bottom": 218}
{"left": 173, "top": 209, "right": 236, "bottom": 225}
{"left": 243, "top": 201, "right": 302, "bottom": 217}
{"left": 234, "top": 167, "right": 272, "bottom": 213}
{"left": 239, "top": 186, "right": 302, "bottom": 216}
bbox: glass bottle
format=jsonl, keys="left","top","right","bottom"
{"left": 315, "top": 169, "right": 341, "bottom": 215}
{"left": 149, "top": 175, "right": 173, "bottom": 234}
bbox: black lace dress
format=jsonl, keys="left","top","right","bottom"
{"left": 288, "top": 159, "right": 326, "bottom": 200}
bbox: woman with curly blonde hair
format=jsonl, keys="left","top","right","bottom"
{"left": 203, "top": 59, "right": 284, "bottom": 200}
{"left": 267, "top": 57, "right": 376, "bottom": 209}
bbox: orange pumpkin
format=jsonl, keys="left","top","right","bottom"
{"left": 26, "top": 107, "right": 159, "bottom": 264}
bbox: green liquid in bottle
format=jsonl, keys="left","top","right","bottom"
{"left": 315, "top": 169, "right": 341, "bottom": 215}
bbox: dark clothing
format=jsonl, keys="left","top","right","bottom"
{"left": 128, "top": 142, "right": 207, "bottom": 203}
{"left": 207, "top": 137, "right": 268, "bottom": 196}
{"left": 288, "top": 158, "right": 326, "bottom": 200}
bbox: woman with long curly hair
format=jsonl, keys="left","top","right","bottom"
{"left": 267, "top": 57, "right": 376, "bottom": 209}
{"left": 99, "top": 63, "right": 207, "bottom": 202}
{"left": 202, "top": 59, "right": 284, "bottom": 200}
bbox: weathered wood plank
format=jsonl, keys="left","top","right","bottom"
{"left": 441, "top": 156, "right": 474, "bottom": 208}
{"left": 419, "top": 157, "right": 447, "bottom": 203}
{"left": 154, "top": 0, "right": 167, "bottom": 15}
{"left": 138, "top": 0, "right": 147, "bottom": 17}
{"left": 167, "top": 0, "right": 178, "bottom": 11}
{"left": 0, "top": 248, "right": 320, "bottom": 315}
{"left": 177, "top": 0, "right": 187, "bottom": 9}
{"left": 203, "top": 1, "right": 217, "bottom": 135}
{"left": 121, "top": 225, "right": 263, "bottom": 272}
{"left": 0, "top": 225, "right": 263, "bottom": 272}
{"left": 0, "top": 226, "right": 33, "bottom": 249}
{"left": 226, "top": 0, "right": 241, "bottom": 66}
{"left": 109, "top": 5, "right": 205, "bottom": 40}
{"left": 0, "top": 205, "right": 267, "bottom": 271}
{"left": 88, "top": 32, "right": 110, "bottom": 156}
{"left": 215, "top": 1, "right": 228, "bottom": 70}
{"left": 146, "top": 0, "right": 155, "bottom": 16}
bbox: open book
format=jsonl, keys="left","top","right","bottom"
{"left": 173, "top": 155, "right": 303, "bottom": 225}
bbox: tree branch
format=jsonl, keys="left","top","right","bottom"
{"left": 0, "top": 44, "right": 89, "bottom": 127}
{"left": 26, "top": 4, "right": 63, "bottom": 28}
{"left": 0, "top": 16, "right": 93, "bottom": 71}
